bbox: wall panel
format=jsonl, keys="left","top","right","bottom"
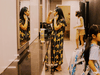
{"left": 0, "top": 0, "right": 17, "bottom": 73}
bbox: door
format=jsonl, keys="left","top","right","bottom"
{"left": 57, "top": 5, "right": 70, "bottom": 40}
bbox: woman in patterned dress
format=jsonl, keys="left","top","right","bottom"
{"left": 45, "top": 7, "right": 67, "bottom": 71}
{"left": 19, "top": 7, "right": 30, "bottom": 47}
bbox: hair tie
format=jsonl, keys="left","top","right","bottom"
{"left": 91, "top": 44, "right": 94, "bottom": 47}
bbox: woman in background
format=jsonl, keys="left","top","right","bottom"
{"left": 19, "top": 7, "right": 30, "bottom": 46}
{"left": 45, "top": 7, "right": 67, "bottom": 71}
{"left": 74, "top": 11, "right": 85, "bottom": 50}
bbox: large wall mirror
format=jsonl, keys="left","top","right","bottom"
{"left": 17, "top": 0, "right": 30, "bottom": 53}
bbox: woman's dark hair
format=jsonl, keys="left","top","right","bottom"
{"left": 20, "top": 7, "right": 28, "bottom": 21}
{"left": 76, "top": 11, "right": 82, "bottom": 17}
{"left": 55, "top": 7, "right": 65, "bottom": 21}
{"left": 84, "top": 25, "right": 100, "bottom": 65}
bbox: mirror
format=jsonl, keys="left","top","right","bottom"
{"left": 17, "top": 0, "right": 30, "bottom": 50}
{"left": 40, "top": 0, "right": 42, "bottom": 22}
{"left": 19, "top": 0, "right": 30, "bottom": 47}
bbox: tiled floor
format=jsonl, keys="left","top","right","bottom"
{"left": 0, "top": 37, "right": 77, "bottom": 75}
{"left": 64, "top": 40, "right": 76, "bottom": 65}
{"left": 41, "top": 39, "right": 77, "bottom": 75}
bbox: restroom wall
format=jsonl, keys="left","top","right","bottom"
{"left": 0, "top": 0, "right": 17, "bottom": 73}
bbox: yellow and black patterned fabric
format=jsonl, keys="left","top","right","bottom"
{"left": 19, "top": 17, "right": 30, "bottom": 42}
{"left": 44, "top": 19, "right": 67, "bottom": 65}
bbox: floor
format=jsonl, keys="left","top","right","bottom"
{"left": 41, "top": 39, "right": 76, "bottom": 75}
{"left": 0, "top": 37, "right": 77, "bottom": 75}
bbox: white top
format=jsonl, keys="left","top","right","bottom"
{"left": 76, "top": 17, "right": 85, "bottom": 29}
{"left": 89, "top": 44, "right": 100, "bottom": 74}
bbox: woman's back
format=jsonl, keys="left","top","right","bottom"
{"left": 76, "top": 17, "right": 85, "bottom": 29}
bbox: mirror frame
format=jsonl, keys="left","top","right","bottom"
{"left": 16, "top": 0, "right": 30, "bottom": 55}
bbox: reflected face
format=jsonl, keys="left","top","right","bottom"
{"left": 54, "top": 10, "right": 58, "bottom": 16}
{"left": 24, "top": 9, "right": 29, "bottom": 16}
{"left": 96, "top": 33, "right": 100, "bottom": 42}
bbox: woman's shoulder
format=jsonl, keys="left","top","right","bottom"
{"left": 60, "top": 19, "right": 67, "bottom": 26}
{"left": 59, "top": 19, "right": 64, "bottom": 24}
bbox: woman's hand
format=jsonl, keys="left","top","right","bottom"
{"left": 24, "top": 14, "right": 28, "bottom": 20}
{"left": 48, "top": 11, "right": 53, "bottom": 16}
{"left": 46, "top": 11, "right": 53, "bottom": 24}
{"left": 20, "top": 15, "right": 28, "bottom": 30}
{"left": 54, "top": 15, "right": 59, "bottom": 21}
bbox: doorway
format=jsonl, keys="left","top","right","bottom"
{"left": 57, "top": 5, "right": 70, "bottom": 40}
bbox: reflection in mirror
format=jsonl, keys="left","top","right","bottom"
{"left": 18, "top": 49, "right": 31, "bottom": 75}
{"left": 19, "top": 0, "right": 30, "bottom": 47}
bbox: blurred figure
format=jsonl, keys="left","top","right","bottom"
{"left": 74, "top": 11, "right": 85, "bottom": 50}
{"left": 19, "top": 7, "right": 30, "bottom": 46}
{"left": 84, "top": 25, "right": 100, "bottom": 75}
{"left": 44, "top": 7, "right": 67, "bottom": 71}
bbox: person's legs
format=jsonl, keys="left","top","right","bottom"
{"left": 80, "top": 29, "right": 85, "bottom": 47}
{"left": 76, "top": 29, "right": 79, "bottom": 49}
{"left": 80, "top": 35, "right": 84, "bottom": 46}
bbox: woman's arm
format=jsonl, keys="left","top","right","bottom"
{"left": 46, "top": 11, "right": 53, "bottom": 24}
{"left": 88, "top": 60, "right": 100, "bottom": 75}
{"left": 54, "top": 24, "right": 63, "bottom": 31}
{"left": 20, "top": 15, "right": 28, "bottom": 30}
{"left": 88, "top": 60, "right": 97, "bottom": 72}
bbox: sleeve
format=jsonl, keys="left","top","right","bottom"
{"left": 59, "top": 19, "right": 67, "bottom": 32}
{"left": 60, "top": 19, "right": 67, "bottom": 27}
{"left": 19, "top": 19, "right": 24, "bottom": 26}
{"left": 89, "top": 46, "right": 99, "bottom": 60}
